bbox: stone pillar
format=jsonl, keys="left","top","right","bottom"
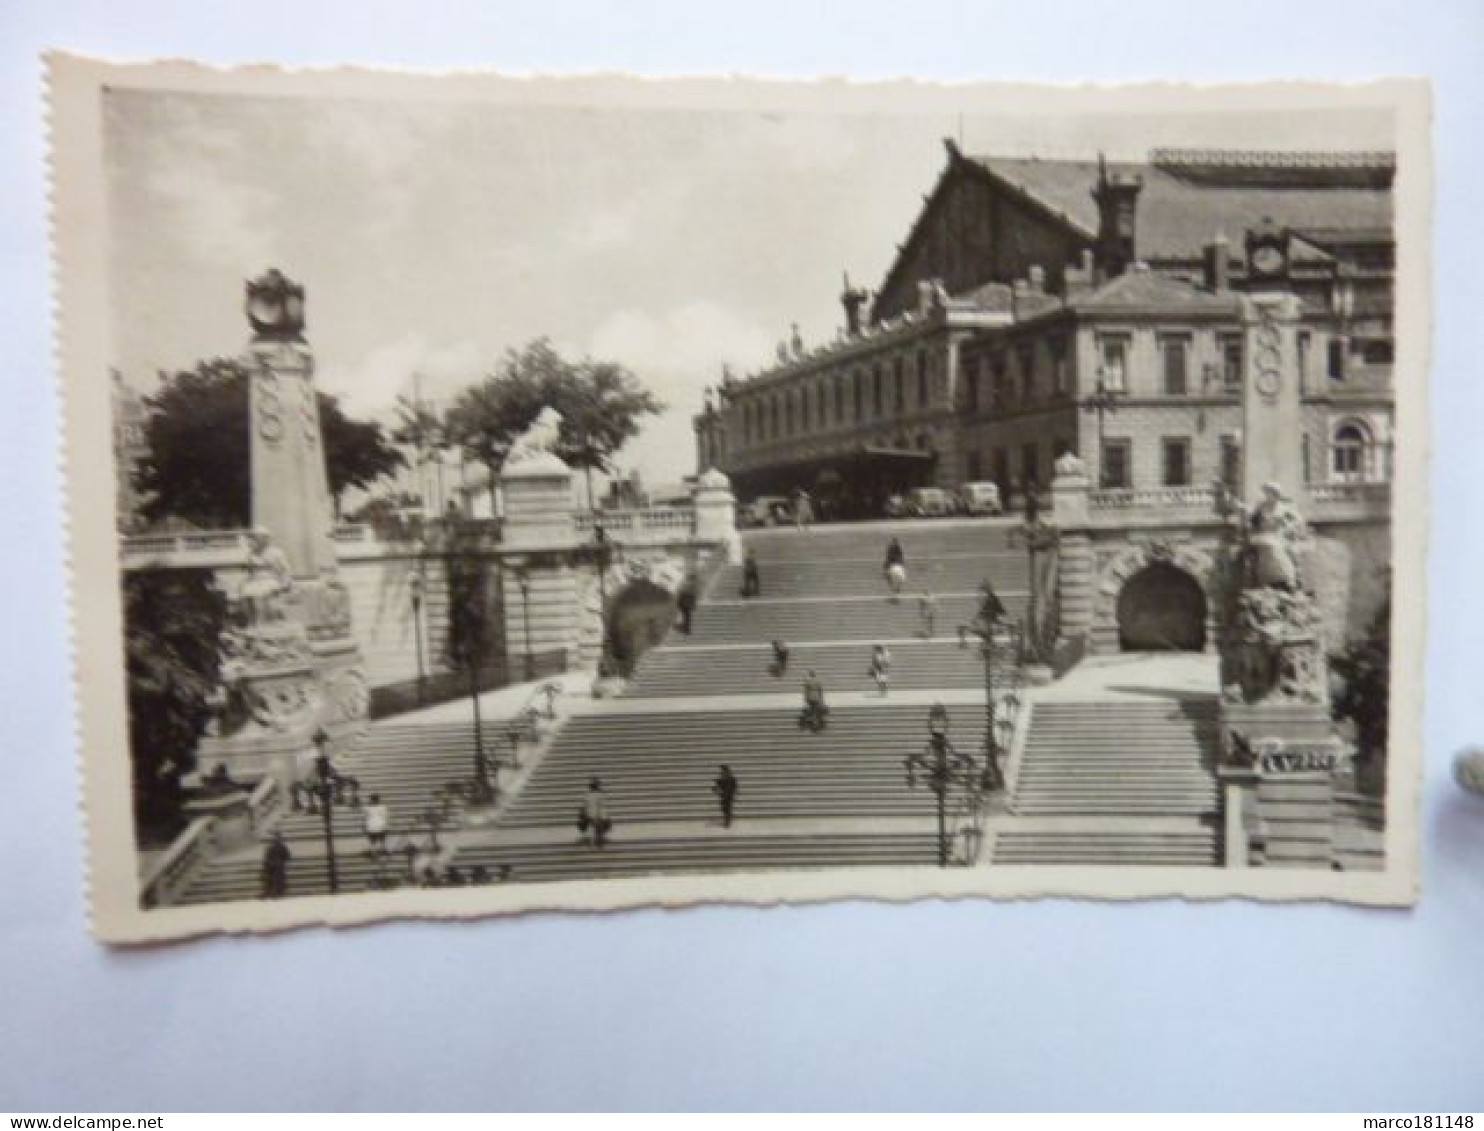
{"left": 498, "top": 447, "right": 581, "bottom": 680}
{"left": 1240, "top": 291, "right": 1306, "bottom": 499}
{"left": 694, "top": 467, "right": 741, "bottom": 564}
{"left": 198, "top": 270, "right": 368, "bottom": 785}
{"left": 1050, "top": 453, "right": 1095, "bottom": 649}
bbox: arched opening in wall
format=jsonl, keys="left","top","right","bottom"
{"left": 608, "top": 579, "right": 676, "bottom": 676}
{"left": 1116, "top": 562, "right": 1207, "bottom": 652}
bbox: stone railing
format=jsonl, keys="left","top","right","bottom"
{"left": 247, "top": 774, "right": 283, "bottom": 830}
{"left": 120, "top": 529, "right": 255, "bottom": 571}
{"left": 574, "top": 506, "right": 697, "bottom": 539}
{"left": 1089, "top": 486, "right": 1219, "bottom": 512}
{"left": 139, "top": 815, "right": 220, "bottom": 909}
{"left": 1307, "top": 481, "right": 1391, "bottom": 504}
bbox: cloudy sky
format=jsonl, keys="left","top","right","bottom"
{"left": 103, "top": 87, "right": 1391, "bottom": 485}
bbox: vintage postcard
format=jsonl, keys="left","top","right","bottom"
{"left": 49, "top": 56, "right": 1430, "bottom": 942}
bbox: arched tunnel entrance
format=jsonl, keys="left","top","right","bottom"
{"left": 1116, "top": 562, "right": 1208, "bottom": 652}
{"left": 608, "top": 579, "right": 677, "bottom": 676}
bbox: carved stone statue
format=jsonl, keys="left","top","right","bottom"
{"left": 1245, "top": 481, "right": 1310, "bottom": 591}
{"left": 504, "top": 406, "right": 565, "bottom": 466}
{"left": 239, "top": 528, "right": 294, "bottom": 623}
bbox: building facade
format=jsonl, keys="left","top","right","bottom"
{"left": 696, "top": 144, "right": 1395, "bottom": 511}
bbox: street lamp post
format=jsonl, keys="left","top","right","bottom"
{"left": 304, "top": 727, "right": 360, "bottom": 895}
{"left": 592, "top": 520, "right": 613, "bottom": 674}
{"left": 905, "top": 704, "right": 979, "bottom": 867}
{"left": 1082, "top": 377, "right": 1123, "bottom": 488}
{"left": 959, "top": 581, "right": 1013, "bottom": 797}
{"left": 409, "top": 571, "right": 426, "bottom": 706}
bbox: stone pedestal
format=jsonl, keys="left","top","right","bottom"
{"left": 694, "top": 467, "right": 741, "bottom": 563}
{"left": 197, "top": 271, "right": 368, "bottom": 783}
{"left": 500, "top": 451, "right": 578, "bottom": 553}
{"left": 1050, "top": 454, "right": 1094, "bottom": 652}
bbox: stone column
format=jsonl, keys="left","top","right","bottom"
{"left": 1050, "top": 453, "right": 1095, "bottom": 650}
{"left": 198, "top": 270, "right": 367, "bottom": 785}
{"left": 499, "top": 449, "right": 580, "bottom": 680}
{"left": 693, "top": 467, "right": 741, "bottom": 564}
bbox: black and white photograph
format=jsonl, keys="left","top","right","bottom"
{"left": 50, "top": 59, "right": 1428, "bottom": 941}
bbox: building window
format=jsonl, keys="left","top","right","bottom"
{"left": 1098, "top": 334, "right": 1129, "bottom": 393}
{"left": 966, "top": 357, "right": 980, "bottom": 413}
{"left": 1021, "top": 442, "right": 1039, "bottom": 491}
{"left": 1220, "top": 434, "right": 1241, "bottom": 489}
{"left": 917, "top": 350, "right": 928, "bottom": 405}
{"left": 855, "top": 371, "right": 865, "bottom": 421}
{"left": 991, "top": 356, "right": 1007, "bottom": 410}
{"left": 1332, "top": 421, "right": 1372, "bottom": 482}
{"left": 1161, "top": 335, "right": 1189, "bottom": 395}
{"left": 872, "top": 365, "right": 884, "bottom": 416}
{"left": 1328, "top": 337, "right": 1347, "bottom": 382}
{"left": 1102, "top": 439, "right": 1131, "bottom": 490}
{"left": 1017, "top": 343, "right": 1035, "bottom": 402}
{"left": 800, "top": 387, "right": 810, "bottom": 432}
{"left": 894, "top": 358, "right": 905, "bottom": 413}
{"left": 784, "top": 394, "right": 794, "bottom": 437}
{"left": 835, "top": 379, "right": 845, "bottom": 424}
{"left": 1297, "top": 331, "right": 1311, "bottom": 389}
{"left": 1362, "top": 338, "right": 1394, "bottom": 365}
{"left": 1220, "top": 334, "right": 1243, "bottom": 392}
{"left": 966, "top": 450, "right": 982, "bottom": 480}
{"left": 993, "top": 448, "right": 1010, "bottom": 492}
{"left": 1051, "top": 337, "right": 1069, "bottom": 396}
{"left": 1162, "top": 437, "right": 1192, "bottom": 487}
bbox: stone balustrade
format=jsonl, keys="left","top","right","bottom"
{"left": 140, "top": 816, "right": 220, "bottom": 909}
{"left": 1090, "top": 485, "right": 1219, "bottom": 513}
{"left": 574, "top": 506, "right": 697, "bottom": 539}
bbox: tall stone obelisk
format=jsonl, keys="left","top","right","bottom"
{"left": 197, "top": 270, "right": 367, "bottom": 784}
{"left": 1216, "top": 225, "right": 1346, "bottom": 868}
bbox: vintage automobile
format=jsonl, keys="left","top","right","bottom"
{"left": 740, "top": 495, "right": 794, "bottom": 527}
{"left": 908, "top": 487, "right": 957, "bottom": 518}
{"left": 957, "top": 481, "right": 1005, "bottom": 516}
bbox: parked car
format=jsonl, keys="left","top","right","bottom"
{"left": 958, "top": 481, "right": 1004, "bottom": 516}
{"left": 908, "top": 487, "right": 957, "bottom": 518}
{"left": 741, "top": 495, "right": 793, "bottom": 527}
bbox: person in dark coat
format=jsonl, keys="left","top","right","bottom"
{"left": 742, "top": 549, "right": 761, "bottom": 598}
{"left": 260, "top": 831, "right": 291, "bottom": 899}
{"left": 800, "top": 670, "right": 828, "bottom": 732}
{"left": 676, "top": 575, "right": 698, "bottom": 634}
{"left": 884, "top": 537, "right": 906, "bottom": 573}
{"left": 770, "top": 639, "right": 791, "bottom": 678}
{"left": 713, "top": 765, "right": 739, "bottom": 828}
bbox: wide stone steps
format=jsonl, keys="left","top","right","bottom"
{"left": 1007, "top": 698, "right": 1221, "bottom": 840}
{"left": 683, "top": 593, "right": 1023, "bottom": 646}
{"left": 713, "top": 552, "right": 1028, "bottom": 600}
{"left": 994, "top": 826, "right": 1219, "bottom": 865}
{"left": 741, "top": 521, "right": 1018, "bottom": 564}
{"left": 175, "top": 851, "right": 416, "bottom": 905}
{"left": 499, "top": 704, "right": 1005, "bottom": 829}
{"left": 455, "top": 832, "right": 942, "bottom": 883}
{"left": 627, "top": 640, "right": 994, "bottom": 698}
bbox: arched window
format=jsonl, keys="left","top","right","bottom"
{"left": 1332, "top": 421, "right": 1369, "bottom": 481}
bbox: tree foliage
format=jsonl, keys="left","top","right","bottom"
{"left": 1332, "top": 584, "right": 1391, "bottom": 767}
{"left": 441, "top": 524, "right": 499, "bottom": 674}
{"left": 442, "top": 339, "right": 663, "bottom": 494}
{"left": 134, "top": 359, "right": 406, "bottom": 527}
{"left": 123, "top": 569, "right": 230, "bottom": 837}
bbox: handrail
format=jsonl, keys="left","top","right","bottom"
{"left": 139, "top": 815, "right": 219, "bottom": 908}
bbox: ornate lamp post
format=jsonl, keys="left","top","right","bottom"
{"left": 1082, "top": 377, "right": 1124, "bottom": 488}
{"left": 958, "top": 581, "right": 1016, "bottom": 797}
{"left": 592, "top": 520, "right": 614, "bottom": 673}
{"left": 409, "top": 570, "right": 427, "bottom": 706}
{"left": 302, "top": 727, "right": 360, "bottom": 895}
{"left": 905, "top": 704, "right": 979, "bottom": 867}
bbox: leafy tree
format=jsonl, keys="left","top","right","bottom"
{"left": 135, "top": 359, "right": 406, "bottom": 527}
{"left": 1332, "top": 584, "right": 1391, "bottom": 787}
{"left": 443, "top": 339, "right": 663, "bottom": 509}
{"left": 123, "top": 568, "right": 230, "bottom": 838}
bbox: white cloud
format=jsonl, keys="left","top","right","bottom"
{"left": 316, "top": 333, "right": 485, "bottom": 418}
{"left": 587, "top": 301, "right": 776, "bottom": 484}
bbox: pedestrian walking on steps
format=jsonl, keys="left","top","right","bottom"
{"left": 794, "top": 489, "right": 815, "bottom": 530}
{"left": 886, "top": 560, "right": 908, "bottom": 601}
{"left": 800, "top": 670, "right": 829, "bottom": 732}
{"left": 869, "top": 644, "right": 892, "bottom": 696}
{"left": 884, "top": 536, "right": 905, "bottom": 573}
{"left": 741, "top": 549, "right": 761, "bottom": 598}
{"left": 578, "top": 777, "right": 613, "bottom": 848}
{"left": 677, "top": 573, "right": 698, "bottom": 635}
{"left": 713, "top": 764, "right": 739, "bottom": 828}
{"left": 769, "top": 638, "right": 791, "bottom": 678}
{"left": 918, "top": 588, "right": 938, "bottom": 638}
{"left": 363, "top": 793, "right": 390, "bottom": 856}
{"left": 260, "top": 831, "right": 291, "bottom": 900}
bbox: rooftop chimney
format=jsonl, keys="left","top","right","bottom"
{"left": 1091, "top": 153, "right": 1143, "bottom": 278}
{"left": 840, "top": 272, "right": 869, "bottom": 336}
{"left": 1203, "top": 234, "right": 1231, "bottom": 293}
